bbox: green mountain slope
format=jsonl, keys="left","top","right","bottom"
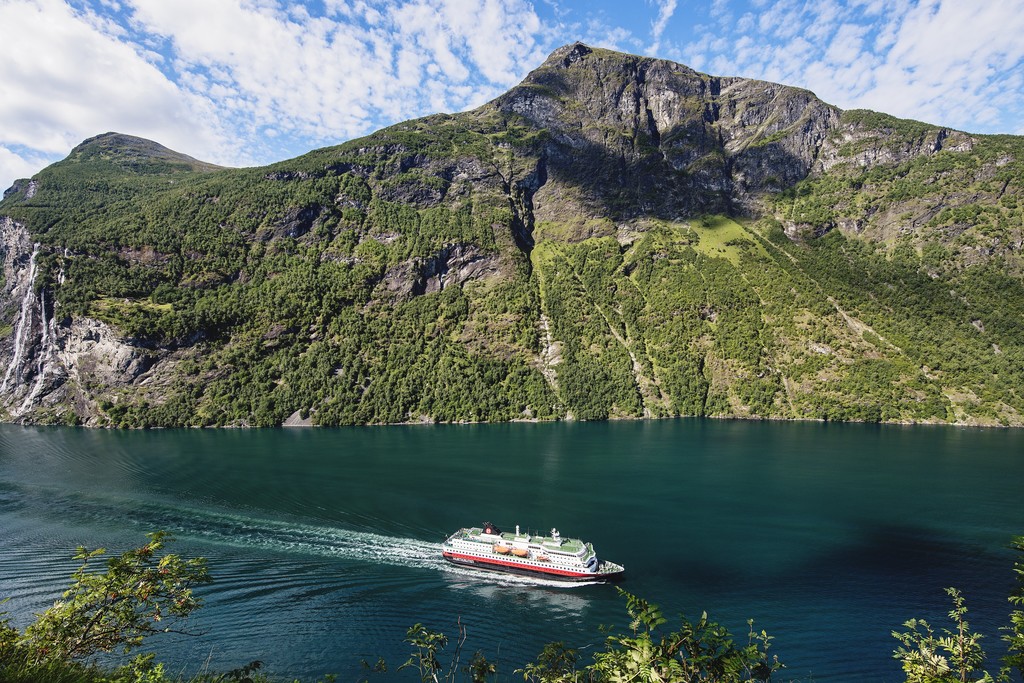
{"left": 1, "top": 43, "right": 1022, "bottom": 427}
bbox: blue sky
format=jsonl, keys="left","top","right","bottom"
{"left": 2, "top": 0, "right": 1023, "bottom": 191}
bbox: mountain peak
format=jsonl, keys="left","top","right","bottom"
{"left": 487, "top": 41, "right": 837, "bottom": 222}
{"left": 65, "top": 132, "right": 222, "bottom": 174}
{"left": 542, "top": 41, "right": 594, "bottom": 68}
{"left": 534, "top": 42, "right": 700, "bottom": 77}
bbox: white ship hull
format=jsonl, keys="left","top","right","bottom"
{"left": 442, "top": 524, "right": 624, "bottom": 582}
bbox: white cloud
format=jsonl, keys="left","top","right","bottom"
{"left": 824, "top": 23, "right": 868, "bottom": 66}
{"left": 125, "top": 0, "right": 547, "bottom": 138}
{"left": 0, "top": 146, "right": 55, "bottom": 195}
{"left": 0, "top": 0, "right": 234, "bottom": 190}
{"left": 0, "top": 0, "right": 551, "bottom": 192}
{"left": 582, "top": 19, "right": 635, "bottom": 53}
{"left": 681, "top": 0, "right": 1024, "bottom": 134}
{"left": 3, "top": 0, "right": 1023, "bottom": 196}
{"left": 648, "top": 0, "right": 678, "bottom": 52}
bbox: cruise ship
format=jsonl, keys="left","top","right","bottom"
{"left": 442, "top": 523, "right": 624, "bottom": 582}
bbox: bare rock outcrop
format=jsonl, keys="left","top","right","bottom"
{"left": 0, "top": 217, "right": 175, "bottom": 424}
{"left": 381, "top": 243, "right": 503, "bottom": 298}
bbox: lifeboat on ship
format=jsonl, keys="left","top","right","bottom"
{"left": 440, "top": 522, "right": 624, "bottom": 583}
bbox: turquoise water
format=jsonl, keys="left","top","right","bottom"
{"left": 1, "top": 420, "right": 1022, "bottom": 681}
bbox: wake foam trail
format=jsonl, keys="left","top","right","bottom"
{"left": 11, "top": 486, "right": 598, "bottom": 588}
{"left": 122, "top": 501, "right": 445, "bottom": 570}
{"left": 160, "top": 508, "right": 599, "bottom": 587}
{"left": 130, "top": 503, "right": 602, "bottom": 587}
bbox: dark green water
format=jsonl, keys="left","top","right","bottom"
{"left": 1, "top": 420, "right": 1021, "bottom": 681}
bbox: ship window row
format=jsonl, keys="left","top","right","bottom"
{"left": 482, "top": 554, "right": 586, "bottom": 571}
{"left": 452, "top": 541, "right": 595, "bottom": 567}
{"left": 457, "top": 546, "right": 584, "bottom": 566}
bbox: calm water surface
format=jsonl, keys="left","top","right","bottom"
{"left": 1, "top": 420, "right": 1022, "bottom": 681}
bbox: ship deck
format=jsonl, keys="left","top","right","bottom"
{"left": 461, "top": 527, "right": 587, "bottom": 554}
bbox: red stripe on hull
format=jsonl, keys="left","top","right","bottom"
{"left": 443, "top": 550, "right": 594, "bottom": 578}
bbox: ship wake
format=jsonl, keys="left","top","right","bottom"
{"left": 4, "top": 485, "right": 599, "bottom": 587}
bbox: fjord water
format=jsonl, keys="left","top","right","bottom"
{"left": 1, "top": 420, "right": 1022, "bottom": 682}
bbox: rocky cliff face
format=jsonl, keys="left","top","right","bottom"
{"left": 0, "top": 217, "right": 183, "bottom": 424}
{"left": 488, "top": 43, "right": 983, "bottom": 240}
{"left": 492, "top": 43, "right": 852, "bottom": 219}
{"left": 1, "top": 216, "right": 50, "bottom": 418}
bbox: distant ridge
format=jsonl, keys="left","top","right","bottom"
{"left": 65, "top": 131, "right": 224, "bottom": 174}
{"left": 0, "top": 43, "right": 1022, "bottom": 428}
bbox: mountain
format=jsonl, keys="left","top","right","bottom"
{"left": 2, "top": 43, "right": 1022, "bottom": 427}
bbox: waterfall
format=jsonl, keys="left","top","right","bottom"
{"left": 1, "top": 240, "right": 59, "bottom": 416}
{"left": 21, "top": 287, "right": 57, "bottom": 413}
{"left": 1, "top": 245, "right": 39, "bottom": 395}
{"left": 57, "top": 248, "right": 69, "bottom": 285}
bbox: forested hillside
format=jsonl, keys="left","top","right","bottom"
{"left": 1, "top": 43, "right": 1022, "bottom": 427}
